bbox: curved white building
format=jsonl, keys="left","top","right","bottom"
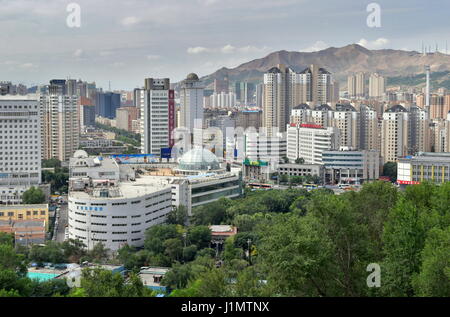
{"left": 68, "top": 152, "right": 172, "bottom": 251}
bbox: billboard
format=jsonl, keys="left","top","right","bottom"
{"left": 161, "top": 147, "right": 172, "bottom": 159}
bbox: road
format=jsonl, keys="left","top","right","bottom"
{"left": 55, "top": 204, "right": 68, "bottom": 243}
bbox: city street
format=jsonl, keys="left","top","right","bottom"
{"left": 55, "top": 204, "right": 68, "bottom": 243}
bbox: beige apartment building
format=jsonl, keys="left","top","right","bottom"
{"left": 381, "top": 105, "right": 409, "bottom": 163}
{"left": 41, "top": 94, "right": 79, "bottom": 162}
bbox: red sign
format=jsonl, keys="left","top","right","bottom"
{"left": 397, "top": 180, "right": 421, "bottom": 185}
{"left": 300, "top": 123, "right": 323, "bottom": 129}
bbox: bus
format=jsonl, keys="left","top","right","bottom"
{"left": 248, "top": 183, "right": 273, "bottom": 190}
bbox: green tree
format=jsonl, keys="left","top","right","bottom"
{"left": 412, "top": 226, "right": 450, "bottom": 297}
{"left": 72, "top": 268, "right": 152, "bottom": 297}
{"left": 0, "top": 233, "right": 13, "bottom": 246}
{"left": 295, "top": 157, "right": 305, "bottom": 164}
{"left": 87, "top": 242, "right": 109, "bottom": 263}
{"left": 382, "top": 162, "right": 398, "bottom": 181}
{"left": 167, "top": 205, "right": 189, "bottom": 226}
{"left": 163, "top": 238, "right": 184, "bottom": 262}
{"left": 144, "top": 224, "right": 181, "bottom": 254}
{"left": 382, "top": 198, "right": 428, "bottom": 297}
{"left": 22, "top": 186, "right": 45, "bottom": 204}
{"left": 187, "top": 226, "right": 211, "bottom": 249}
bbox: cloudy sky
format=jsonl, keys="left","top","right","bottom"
{"left": 1, "top": 0, "right": 449, "bottom": 90}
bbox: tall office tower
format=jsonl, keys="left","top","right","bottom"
{"left": 369, "top": 73, "right": 386, "bottom": 99}
{"left": 332, "top": 104, "right": 360, "bottom": 149}
{"left": 262, "top": 64, "right": 298, "bottom": 134}
{"left": 290, "top": 104, "right": 311, "bottom": 125}
{"left": 298, "top": 64, "right": 333, "bottom": 105}
{"left": 348, "top": 72, "right": 366, "bottom": 98}
{"left": 140, "top": 78, "right": 175, "bottom": 155}
{"left": 95, "top": 92, "right": 121, "bottom": 119}
{"left": 179, "top": 73, "right": 204, "bottom": 132}
{"left": 40, "top": 87, "right": 79, "bottom": 162}
{"left": 256, "top": 83, "right": 264, "bottom": 108}
{"left": 214, "top": 77, "right": 229, "bottom": 94}
{"left": 381, "top": 105, "right": 409, "bottom": 163}
{"left": 359, "top": 104, "right": 380, "bottom": 151}
{"left": 0, "top": 95, "right": 42, "bottom": 204}
{"left": 409, "top": 106, "right": 431, "bottom": 154}
{"left": 286, "top": 123, "right": 340, "bottom": 164}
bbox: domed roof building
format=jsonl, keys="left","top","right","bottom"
{"left": 176, "top": 147, "right": 223, "bottom": 175}
{"left": 186, "top": 73, "right": 199, "bottom": 81}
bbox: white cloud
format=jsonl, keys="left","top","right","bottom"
{"left": 187, "top": 46, "right": 210, "bottom": 54}
{"left": 220, "top": 44, "right": 236, "bottom": 54}
{"left": 121, "top": 16, "right": 141, "bottom": 26}
{"left": 301, "top": 41, "right": 329, "bottom": 52}
{"left": 357, "top": 38, "right": 390, "bottom": 49}
{"left": 188, "top": 44, "right": 270, "bottom": 55}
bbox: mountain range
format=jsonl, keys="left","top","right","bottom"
{"left": 199, "top": 44, "right": 450, "bottom": 90}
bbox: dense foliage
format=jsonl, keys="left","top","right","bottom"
{"left": 1, "top": 182, "right": 449, "bottom": 297}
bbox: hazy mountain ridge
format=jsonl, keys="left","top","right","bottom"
{"left": 200, "top": 44, "right": 450, "bottom": 89}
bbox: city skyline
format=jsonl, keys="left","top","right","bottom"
{"left": 1, "top": 0, "right": 450, "bottom": 89}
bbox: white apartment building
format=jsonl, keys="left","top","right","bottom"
{"left": 140, "top": 78, "right": 175, "bottom": 156}
{"left": 287, "top": 123, "right": 340, "bottom": 164}
{"left": 360, "top": 104, "right": 380, "bottom": 151}
{"left": 0, "top": 95, "right": 42, "bottom": 204}
{"left": 179, "top": 73, "right": 204, "bottom": 132}
{"left": 332, "top": 104, "right": 360, "bottom": 150}
{"left": 381, "top": 105, "right": 409, "bottom": 163}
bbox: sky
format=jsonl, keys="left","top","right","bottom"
{"left": 1, "top": 0, "right": 449, "bottom": 90}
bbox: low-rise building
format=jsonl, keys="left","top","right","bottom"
{"left": 0, "top": 219, "right": 46, "bottom": 245}
{"left": 277, "top": 163, "right": 324, "bottom": 180}
{"left": 322, "top": 149, "right": 380, "bottom": 184}
{"left": 397, "top": 152, "right": 450, "bottom": 185}
{"left": 0, "top": 204, "right": 49, "bottom": 230}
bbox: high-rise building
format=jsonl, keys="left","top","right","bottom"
{"left": 140, "top": 78, "right": 175, "bottom": 155}
{"left": 348, "top": 72, "right": 366, "bottom": 98}
{"left": 409, "top": 105, "right": 431, "bottom": 154}
{"left": 332, "top": 104, "right": 360, "bottom": 149}
{"left": 381, "top": 105, "right": 409, "bottom": 163}
{"left": 236, "top": 110, "right": 262, "bottom": 130}
{"left": 262, "top": 64, "right": 298, "bottom": 134}
{"left": 179, "top": 73, "right": 204, "bottom": 132}
{"left": 359, "top": 104, "right": 380, "bottom": 151}
{"left": 369, "top": 73, "right": 385, "bottom": 99}
{"left": 95, "top": 92, "right": 121, "bottom": 119}
{"left": 40, "top": 90, "right": 79, "bottom": 162}
{"left": 298, "top": 64, "right": 334, "bottom": 105}
{"left": 0, "top": 95, "right": 42, "bottom": 204}
{"left": 287, "top": 123, "right": 340, "bottom": 164}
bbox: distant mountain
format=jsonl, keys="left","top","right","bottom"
{"left": 199, "top": 44, "right": 450, "bottom": 89}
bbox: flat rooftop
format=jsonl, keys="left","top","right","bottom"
{"left": 70, "top": 175, "right": 172, "bottom": 200}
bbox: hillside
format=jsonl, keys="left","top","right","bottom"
{"left": 199, "top": 44, "right": 450, "bottom": 89}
